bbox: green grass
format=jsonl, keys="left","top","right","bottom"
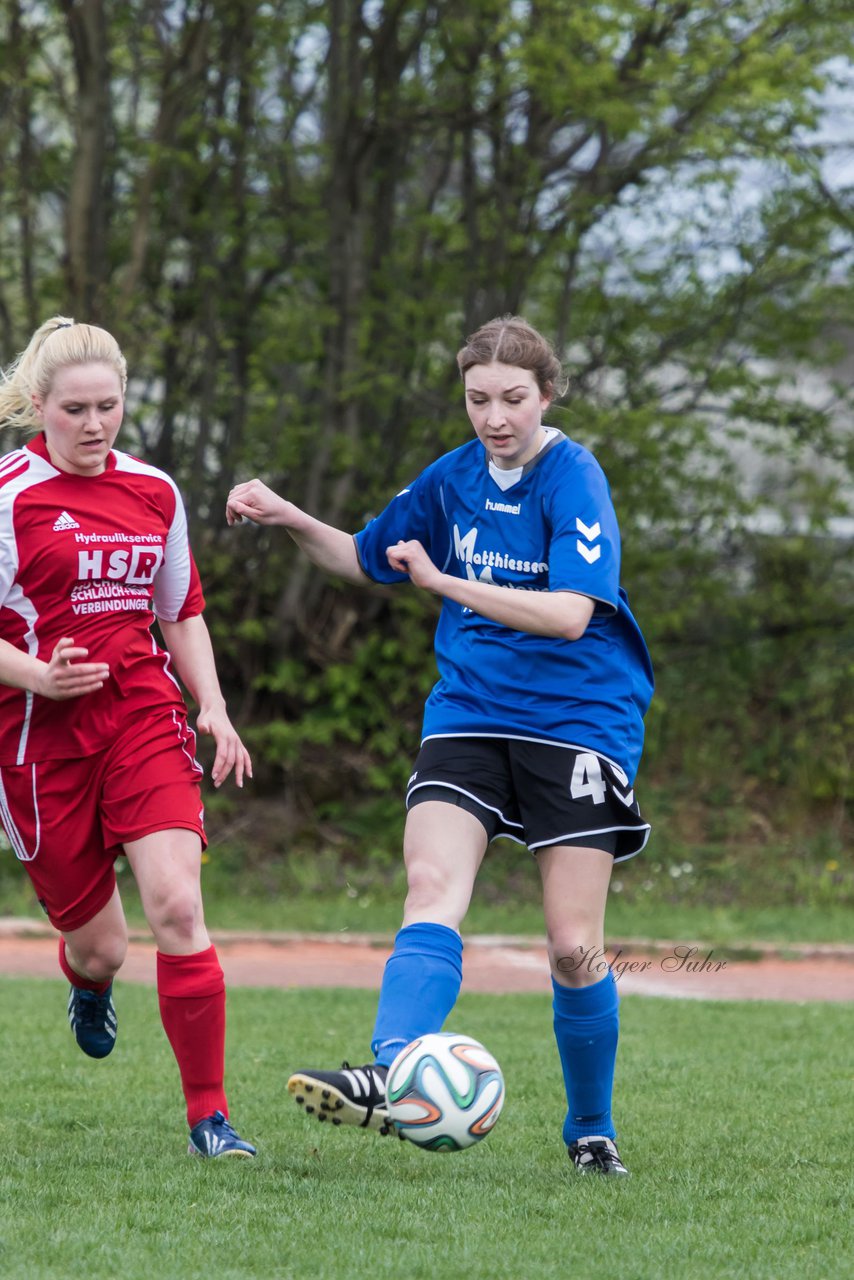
{"left": 0, "top": 977, "right": 851, "bottom": 1280}
{"left": 2, "top": 787, "right": 852, "bottom": 946}
{"left": 2, "top": 858, "right": 852, "bottom": 948}
{"left": 189, "top": 796, "right": 854, "bottom": 945}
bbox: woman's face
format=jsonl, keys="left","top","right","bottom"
{"left": 464, "top": 362, "right": 551, "bottom": 470}
{"left": 32, "top": 362, "right": 124, "bottom": 477}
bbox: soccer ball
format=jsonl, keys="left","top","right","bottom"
{"left": 385, "top": 1032, "right": 505, "bottom": 1152}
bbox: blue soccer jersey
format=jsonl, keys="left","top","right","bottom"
{"left": 353, "top": 432, "right": 653, "bottom": 782}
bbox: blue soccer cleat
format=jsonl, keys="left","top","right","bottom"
{"left": 187, "top": 1110, "right": 257, "bottom": 1158}
{"left": 67, "top": 983, "right": 117, "bottom": 1059}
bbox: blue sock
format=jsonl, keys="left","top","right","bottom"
{"left": 370, "top": 922, "right": 463, "bottom": 1067}
{"left": 552, "top": 971, "right": 619, "bottom": 1145}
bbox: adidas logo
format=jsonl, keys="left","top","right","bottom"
{"left": 202, "top": 1132, "right": 228, "bottom": 1157}
{"left": 53, "top": 510, "right": 80, "bottom": 531}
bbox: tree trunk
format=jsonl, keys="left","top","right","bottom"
{"left": 62, "top": 0, "right": 110, "bottom": 319}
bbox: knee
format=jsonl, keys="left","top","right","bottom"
{"left": 547, "top": 927, "right": 609, "bottom": 988}
{"left": 404, "top": 857, "right": 446, "bottom": 914}
{"left": 403, "top": 855, "right": 465, "bottom": 927}
{"left": 72, "top": 934, "right": 127, "bottom": 982}
{"left": 145, "top": 886, "right": 203, "bottom": 944}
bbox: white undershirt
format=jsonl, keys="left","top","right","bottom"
{"left": 488, "top": 427, "right": 559, "bottom": 491}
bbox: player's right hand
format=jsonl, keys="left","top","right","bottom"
{"left": 226, "top": 478, "right": 293, "bottom": 526}
{"left": 385, "top": 538, "right": 446, "bottom": 592}
{"left": 38, "top": 637, "right": 110, "bottom": 701}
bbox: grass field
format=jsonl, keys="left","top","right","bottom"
{"left": 3, "top": 856, "right": 853, "bottom": 949}
{"left": 0, "top": 977, "right": 851, "bottom": 1280}
{"left": 2, "top": 787, "right": 852, "bottom": 947}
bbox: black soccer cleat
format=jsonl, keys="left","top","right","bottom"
{"left": 567, "top": 1135, "right": 630, "bottom": 1176}
{"left": 287, "top": 1061, "right": 394, "bottom": 1133}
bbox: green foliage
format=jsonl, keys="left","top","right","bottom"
{"left": 0, "top": 0, "right": 852, "bottom": 845}
{"left": 640, "top": 532, "right": 853, "bottom": 816}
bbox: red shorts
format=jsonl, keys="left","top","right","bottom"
{"left": 0, "top": 707, "right": 206, "bottom": 932}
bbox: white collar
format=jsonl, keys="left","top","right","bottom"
{"left": 488, "top": 427, "right": 558, "bottom": 491}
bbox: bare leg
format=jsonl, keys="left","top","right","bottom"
{"left": 401, "top": 800, "right": 489, "bottom": 928}
{"left": 370, "top": 800, "right": 489, "bottom": 1065}
{"left": 122, "top": 828, "right": 209, "bottom": 954}
{"left": 61, "top": 885, "right": 128, "bottom": 983}
{"left": 538, "top": 844, "right": 613, "bottom": 988}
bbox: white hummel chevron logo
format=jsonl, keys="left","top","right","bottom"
{"left": 609, "top": 763, "right": 635, "bottom": 807}
{"left": 575, "top": 518, "right": 601, "bottom": 541}
{"left": 576, "top": 542, "right": 601, "bottom": 564}
{"left": 53, "top": 510, "right": 80, "bottom": 531}
{"left": 575, "top": 517, "right": 601, "bottom": 564}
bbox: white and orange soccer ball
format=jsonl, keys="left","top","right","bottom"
{"left": 385, "top": 1032, "right": 505, "bottom": 1152}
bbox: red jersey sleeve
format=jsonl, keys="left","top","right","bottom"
{"left": 138, "top": 464, "right": 206, "bottom": 621}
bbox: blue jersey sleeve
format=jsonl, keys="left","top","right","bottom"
{"left": 354, "top": 467, "right": 448, "bottom": 584}
{"left": 545, "top": 451, "right": 621, "bottom": 614}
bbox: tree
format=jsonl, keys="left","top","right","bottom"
{"left": 0, "top": 0, "right": 851, "bottom": 817}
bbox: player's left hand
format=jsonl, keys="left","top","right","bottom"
{"left": 385, "top": 540, "right": 444, "bottom": 593}
{"left": 196, "top": 704, "right": 253, "bottom": 789}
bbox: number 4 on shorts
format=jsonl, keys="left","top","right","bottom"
{"left": 570, "top": 752, "right": 606, "bottom": 804}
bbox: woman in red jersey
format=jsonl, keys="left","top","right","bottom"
{"left": 0, "top": 317, "right": 255, "bottom": 1158}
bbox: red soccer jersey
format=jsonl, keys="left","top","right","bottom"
{"left": 0, "top": 434, "right": 205, "bottom": 764}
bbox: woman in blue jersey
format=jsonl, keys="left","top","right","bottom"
{"left": 227, "top": 315, "right": 653, "bottom": 1176}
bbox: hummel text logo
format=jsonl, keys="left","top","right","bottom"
{"left": 485, "top": 497, "right": 521, "bottom": 515}
{"left": 53, "top": 510, "right": 80, "bottom": 531}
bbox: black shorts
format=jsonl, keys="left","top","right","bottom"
{"left": 406, "top": 736, "right": 650, "bottom": 862}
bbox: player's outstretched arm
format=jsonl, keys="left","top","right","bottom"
{"left": 159, "top": 614, "right": 253, "bottom": 789}
{"left": 226, "top": 477, "right": 367, "bottom": 584}
{"left": 0, "top": 636, "right": 109, "bottom": 700}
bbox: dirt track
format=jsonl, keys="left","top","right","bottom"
{"left": 1, "top": 919, "right": 852, "bottom": 1002}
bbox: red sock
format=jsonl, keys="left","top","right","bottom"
{"left": 157, "top": 945, "right": 228, "bottom": 1128}
{"left": 58, "top": 938, "right": 112, "bottom": 994}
